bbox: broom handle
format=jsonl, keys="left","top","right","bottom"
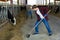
{"left": 29, "top": 10, "right": 51, "bottom": 34}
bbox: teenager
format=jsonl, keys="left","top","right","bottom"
{"left": 32, "top": 5, "right": 52, "bottom": 36}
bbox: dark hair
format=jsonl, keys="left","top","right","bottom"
{"left": 32, "top": 5, "right": 37, "bottom": 9}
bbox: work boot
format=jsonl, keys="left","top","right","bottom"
{"left": 48, "top": 32, "right": 53, "bottom": 36}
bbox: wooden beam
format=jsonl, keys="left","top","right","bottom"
{"left": 0, "top": 0, "right": 8, "bottom": 2}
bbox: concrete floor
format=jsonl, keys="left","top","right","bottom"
{"left": 21, "top": 13, "right": 60, "bottom": 40}
{"left": 0, "top": 9, "right": 60, "bottom": 40}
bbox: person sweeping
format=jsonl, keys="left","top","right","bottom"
{"left": 31, "top": 5, "right": 52, "bottom": 36}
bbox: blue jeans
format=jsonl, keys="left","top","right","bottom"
{"left": 35, "top": 18, "right": 52, "bottom": 34}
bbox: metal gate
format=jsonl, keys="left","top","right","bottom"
{"left": 0, "top": 6, "right": 7, "bottom": 24}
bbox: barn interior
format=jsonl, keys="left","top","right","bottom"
{"left": 0, "top": 0, "right": 60, "bottom": 40}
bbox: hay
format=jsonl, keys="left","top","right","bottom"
{"left": 0, "top": 10, "right": 26, "bottom": 40}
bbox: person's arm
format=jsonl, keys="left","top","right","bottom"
{"left": 36, "top": 9, "right": 44, "bottom": 19}
{"left": 36, "top": 9, "right": 42, "bottom": 16}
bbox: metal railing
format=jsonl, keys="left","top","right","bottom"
{"left": 0, "top": 5, "right": 21, "bottom": 27}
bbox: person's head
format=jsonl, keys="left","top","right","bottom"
{"left": 32, "top": 5, "right": 38, "bottom": 11}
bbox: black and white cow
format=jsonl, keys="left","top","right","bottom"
{"left": 7, "top": 9, "right": 16, "bottom": 25}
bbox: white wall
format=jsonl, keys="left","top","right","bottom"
{"left": 50, "top": 0, "right": 54, "bottom": 2}
{"left": 56, "top": 1, "right": 60, "bottom": 5}
{"left": 0, "top": 0, "right": 54, "bottom": 5}
{"left": 27, "top": 0, "right": 54, "bottom": 5}
{"left": 19, "top": 0, "right": 22, "bottom": 5}
{"left": 27, "top": 0, "right": 47, "bottom": 5}
{"left": 21, "top": 0, "right": 26, "bottom": 5}
{"left": 37, "top": 0, "right": 43, "bottom": 5}
{"left": 13, "top": 0, "right": 17, "bottom": 5}
{"left": 10, "top": 0, "right": 26, "bottom": 5}
{"left": 27, "top": 0, "right": 37, "bottom": 5}
{"left": 19, "top": 0, "right": 26, "bottom": 5}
